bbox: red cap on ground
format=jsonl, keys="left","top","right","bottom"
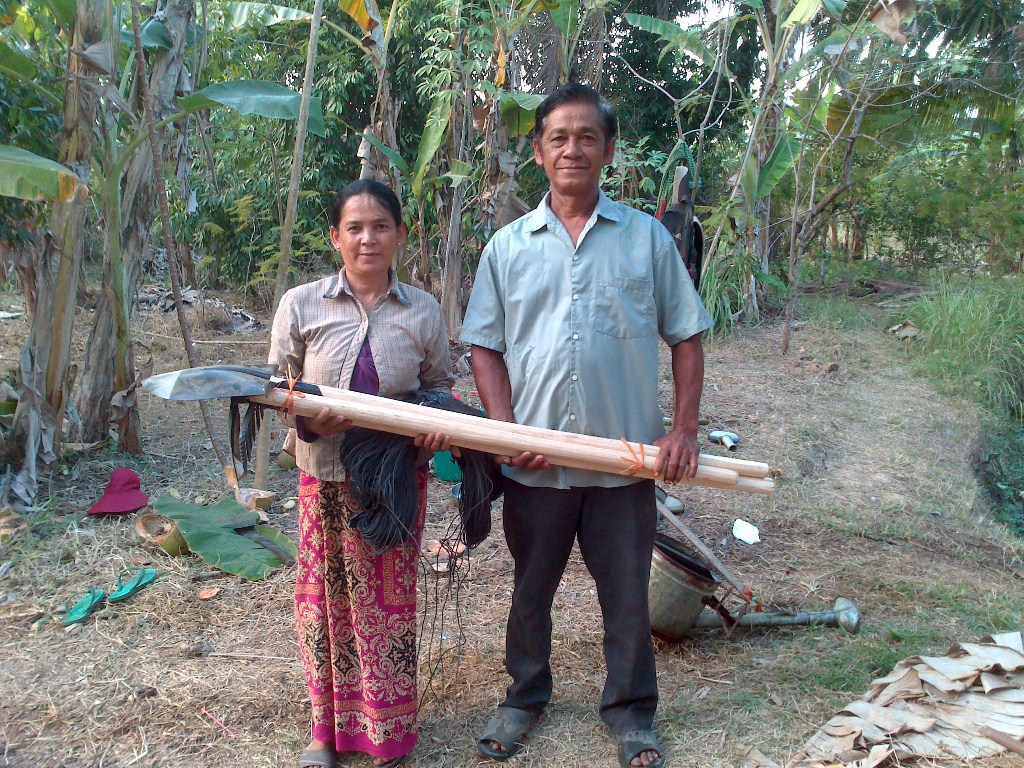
{"left": 87, "top": 468, "right": 149, "bottom": 515}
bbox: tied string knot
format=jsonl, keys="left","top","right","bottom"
{"left": 619, "top": 438, "right": 659, "bottom": 478}
{"left": 280, "top": 365, "right": 306, "bottom": 415}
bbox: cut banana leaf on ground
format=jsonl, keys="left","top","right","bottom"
{"left": 153, "top": 493, "right": 297, "bottom": 580}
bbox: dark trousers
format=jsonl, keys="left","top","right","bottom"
{"left": 500, "top": 478, "right": 658, "bottom": 734}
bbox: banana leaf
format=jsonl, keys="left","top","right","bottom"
{"left": 153, "top": 493, "right": 297, "bottom": 580}
{"left": 501, "top": 91, "right": 544, "bottom": 137}
{"left": 0, "top": 41, "right": 35, "bottom": 80}
{"left": 179, "top": 80, "right": 327, "bottom": 138}
{"left": 0, "top": 145, "right": 88, "bottom": 202}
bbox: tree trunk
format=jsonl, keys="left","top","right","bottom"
{"left": 357, "top": 0, "right": 401, "bottom": 197}
{"left": 439, "top": 14, "right": 470, "bottom": 336}
{"left": 8, "top": 0, "right": 104, "bottom": 507}
{"left": 440, "top": 185, "right": 465, "bottom": 336}
{"left": 259, "top": 0, "right": 324, "bottom": 491}
{"left": 74, "top": 0, "right": 195, "bottom": 447}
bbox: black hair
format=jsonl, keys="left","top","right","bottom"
{"left": 329, "top": 179, "right": 403, "bottom": 229}
{"left": 533, "top": 82, "right": 617, "bottom": 143}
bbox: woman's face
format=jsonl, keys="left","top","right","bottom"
{"left": 329, "top": 193, "right": 405, "bottom": 281}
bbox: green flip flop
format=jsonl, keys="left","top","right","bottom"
{"left": 62, "top": 589, "right": 107, "bottom": 624}
{"left": 108, "top": 567, "right": 159, "bottom": 602}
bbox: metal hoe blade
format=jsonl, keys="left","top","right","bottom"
{"left": 141, "top": 366, "right": 276, "bottom": 401}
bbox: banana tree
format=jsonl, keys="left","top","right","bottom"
{"left": 626, "top": 1, "right": 875, "bottom": 334}
{"left": 2, "top": 75, "right": 325, "bottom": 508}
{"left": 3, "top": 0, "right": 104, "bottom": 509}
{"left": 514, "top": 0, "right": 608, "bottom": 91}
{"left": 74, "top": 1, "right": 329, "bottom": 449}
{"left": 321, "top": 0, "right": 401, "bottom": 189}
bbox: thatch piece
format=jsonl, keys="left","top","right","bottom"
{"left": 787, "top": 631, "right": 1024, "bottom": 767}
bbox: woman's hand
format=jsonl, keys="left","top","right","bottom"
{"left": 302, "top": 407, "right": 354, "bottom": 437}
{"left": 413, "top": 433, "right": 460, "bottom": 457}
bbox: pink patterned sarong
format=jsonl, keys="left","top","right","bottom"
{"left": 295, "top": 469, "right": 427, "bottom": 760}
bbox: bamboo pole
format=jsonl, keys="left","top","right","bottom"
{"left": 249, "top": 388, "right": 774, "bottom": 495}
{"left": 279, "top": 379, "right": 773, "bottom": 480}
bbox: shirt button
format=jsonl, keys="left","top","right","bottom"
{"left": 572, "top": 333, "right": 579, "bottom": 341}
{"left": 572, "top": 293, "right": 579, "bottom": 300}
{"left": 569, "top": 414, "right": 576, "bottom": 421}
{"left": 571, "top": 374, "right": 578, "bottom": 381}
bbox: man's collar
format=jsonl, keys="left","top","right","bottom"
{"left": 526, "top": 189, "right": 620, "bottom": 233}
{"left": 323, "top": 267, "right": 410, "bottom": 304}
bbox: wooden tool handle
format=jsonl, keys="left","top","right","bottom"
{"left": 253, "top": 389, "right": 774, "bottom": 495}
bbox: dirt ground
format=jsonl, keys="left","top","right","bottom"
{"left": 1, "top": 287, "right": 1022, "bottom": 768}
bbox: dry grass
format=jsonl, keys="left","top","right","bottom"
{"left": 1, "top": 289, "right": 1023, "bottom": 768}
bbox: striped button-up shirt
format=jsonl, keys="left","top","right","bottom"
{"left": 460, "top": 190, "right": 712, "bottom": 489}
{"left": 269, "top": 268, "right": 454, "bottom": 481}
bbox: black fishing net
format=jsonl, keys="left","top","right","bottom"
{"left": 339, "top": 391, "right": 503, "bottom": 552}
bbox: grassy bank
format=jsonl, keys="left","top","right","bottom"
{"left": 898, "top": 276, "right": 1024, "bottom": 535}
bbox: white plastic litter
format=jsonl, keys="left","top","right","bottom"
{"left": 732, "top": 518, "right": 760, "bottom": 544}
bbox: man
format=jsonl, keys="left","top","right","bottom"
{"left": 460, "top": 83, "right": 712, "bottom": 768}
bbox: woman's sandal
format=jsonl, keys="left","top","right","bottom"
{"left": 61, "top": 589, "right": 107, "bottom": 625}
{"left": 108, "top": 567, "right": 159, "bottom": 602}
{"left": 476, "top": 706, "right": 541, "bottom": 760}
{"left": 614, "top": 729, "right": 666, "bottom": 768}
{"left": 298, "top": 747, "right": 335, "bottom": 768}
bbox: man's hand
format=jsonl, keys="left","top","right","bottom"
{"left": 301, "top": 407, "right": 353, "bottom": 437}
{"left": 497, "top": 451, "right": 550, "bottom": 471}
{"left": 652, "top": 427, "right": 700, "bottom": 483}
{"left": 469, "top": 345, "right": 549, "bottom": 471}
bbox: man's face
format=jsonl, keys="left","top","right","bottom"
{"left": 533, "top": 101, "right": 615, "bottom": 198}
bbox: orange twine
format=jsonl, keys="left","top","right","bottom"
{"left": 618, "top": 438, "right": 659, "bottom": 478}
{"left": 280, "top": 364, "right": 306, "bottom": 415}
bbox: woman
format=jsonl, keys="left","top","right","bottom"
{"left": 269, "top": 179, "right": 455, "bottom": 768}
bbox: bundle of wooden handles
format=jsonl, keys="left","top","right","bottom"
{"left": 252, "top": 384, "right": 774, "bottom": 495}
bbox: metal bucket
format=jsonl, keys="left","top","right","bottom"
{"left": 648, "top": 534, "right": 719, "bottom": 641}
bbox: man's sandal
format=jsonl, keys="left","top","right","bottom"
{"left": 614, "top": 729, "right": 666, "bottom": 768}
{"left": 476, "top": 706, "right": 541, "bottom": 760}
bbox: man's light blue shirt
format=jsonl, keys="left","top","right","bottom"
{"left": 460, "top": 190, "right": 713, "bottom": 489}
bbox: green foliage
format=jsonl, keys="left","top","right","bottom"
{"left": 774, "top": 625, "right": 943, "bottom": 693}
{"left": 411, "top": 92, "right": 453, "bottom": 196}
{"left": 698, "top": 251, "right": 750, "bottom": 336}
{"left": 500, "top": 91, "right": 545, "bottom": 137}
{"left": 796, "top": 293, "right": 875, "bottom": 332}
{"left": 849, "top": 138, "right": 1024, "bottom": 272}
{"left": 900, "top": 276, "right": 1024, "bottom": 420}
{"left": 153, "top": 493, "right": 297, "bottom": 580}
{"left": 607, "top": 2, "right": 758, "bottom": 155}
{"left": 655, "top": 139, "right": 696, "bottom": 202}
{"left": 0, "top": 39, "right": 35, "bottom": 79}
{"left": 602, "top": 137, "right": 665, "bottom": 213}
{"left": 755, "top": 133, "right": 799, "bottom": 200}
{"left": 976, "top": 417, "right": 1024, "bottom": 536}
{"left": 0, "top": 18, "right": 62, "bottom": 250}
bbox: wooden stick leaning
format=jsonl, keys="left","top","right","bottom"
{"left": 294, "top": 381, "right": 772, "bottom": 480}
{"left": 253, "top": 387, "right": 775, "bottom": 495}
